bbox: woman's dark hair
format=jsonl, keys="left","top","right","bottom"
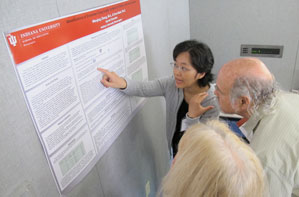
{"left": 173, "top": 40, "right": 214, "bottom": 87}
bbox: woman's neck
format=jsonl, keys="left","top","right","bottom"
{"left": 184, "top": 84, "right": 209, "bottom": 96}
{"left": 183, "top": 84, "right": 209, "bottom": 103}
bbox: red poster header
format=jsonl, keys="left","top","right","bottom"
{"left": 5, "top": 0, "right": 140, "bottom": 64}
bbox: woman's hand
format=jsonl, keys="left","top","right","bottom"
{"left": 97, "top": 68, "right": 127, "bottom": 89}
{"left": 187, "top": 92, "right": 214, "bottom": 118}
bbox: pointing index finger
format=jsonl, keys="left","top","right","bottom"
{"left": 97, "top": 67, "right": 109, "bottom": 74}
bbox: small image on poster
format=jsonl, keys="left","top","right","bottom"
{"left": 4, "top": 0, "right": 148, "bottom": 194}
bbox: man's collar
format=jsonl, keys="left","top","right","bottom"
{"left": 242, "top": 112, "right": 263, "bottom": 134}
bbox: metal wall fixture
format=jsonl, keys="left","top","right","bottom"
{"left": 240, "top": 44, "right": 283, "bottom": 58}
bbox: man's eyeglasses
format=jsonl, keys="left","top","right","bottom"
{"left": 170, "top": 62, "right": 192, "bottom": 72}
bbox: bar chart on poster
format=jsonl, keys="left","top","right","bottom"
{"left": 4, "top": 0, "right": 148, "bottom": 194}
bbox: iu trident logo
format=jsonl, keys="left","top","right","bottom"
{"left": 8, "top": 35, "right": 17, "bottom": 47}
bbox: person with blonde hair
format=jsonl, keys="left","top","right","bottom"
{"left": 159, "top": 120, "right": 267, "bottom": 197}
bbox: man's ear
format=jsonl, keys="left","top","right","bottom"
{"left": 239, "top": 96, "right": 251, "bottom": 111}
{"left": 196, "top": 72, "right": 206, "bottom": 80}
{"left": 232, "top": 96, "right": 251, "bottom": 118}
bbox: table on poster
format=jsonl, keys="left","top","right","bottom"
{"left": 4, "top": 0, "right": 148, "bottom": 194}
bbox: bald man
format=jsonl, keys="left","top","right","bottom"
{"left": 215, "top": 57, "right": 299, "bottom": 196}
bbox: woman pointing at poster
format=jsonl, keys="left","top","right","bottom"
{"left": 98, "top": 40, "right": 220, "bottom": 157}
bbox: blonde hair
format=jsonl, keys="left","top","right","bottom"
{"left": 159, "top": 120, "right": 267, "bottom": 197}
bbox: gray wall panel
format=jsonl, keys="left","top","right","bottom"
{"left": 0, "top": 1, "right": 59, "bottom": 30}
{"left": 0, "top": 0, "right": 190, "bottom": 196}
{"left": 292, "top": 41, "right": 299, "bottom": 91}
{"left": 66, "top": 168, "right": 104, "bottom": 197}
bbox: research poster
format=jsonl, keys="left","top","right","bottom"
{"left": 4, "top": 0, "right": 148, "bottom": 194}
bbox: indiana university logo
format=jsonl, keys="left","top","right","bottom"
{"left": 8, "top": 34, "right": 17, "bottom": 47}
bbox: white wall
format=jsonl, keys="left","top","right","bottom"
{"left": 190, "top": 0, "right": 299, "bottom": 90}
{"left": 0, "top": 0, "right": 190, "bottom": 196}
